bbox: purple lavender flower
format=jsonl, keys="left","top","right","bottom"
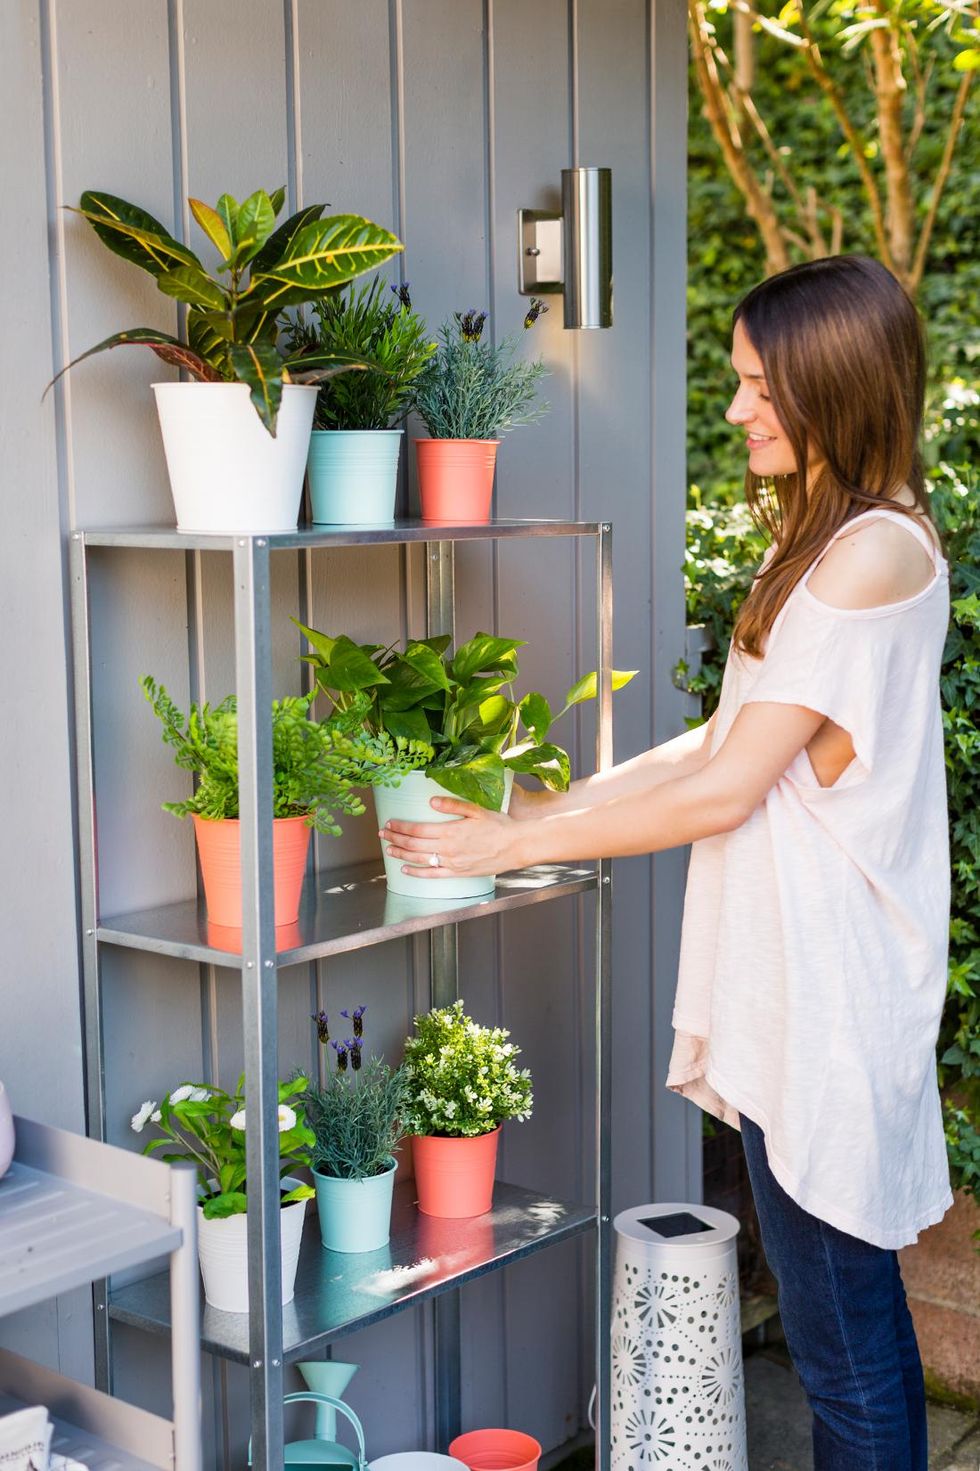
{"left": 331, "top": 1039, "right": 348, "bottom": 1072}
{"left": 524, "top": 297, "right": 549, "bottom": 330}
{"left": 390, "top": 281, "right": 413, "bottom": 310}
{"left": 349, "top": 1037, "right": 363, "bottom": 1072}
{"left": 455, "top": 309, "right": 488, "bottom": 343}
{"left": 340, "top": 1005, "right": 366, "bottom": 1039}
{"left": 312, "top": 1010, "right": 330, "bottom": 1045}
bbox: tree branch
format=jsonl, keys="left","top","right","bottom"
{"left": 910, "top": 67, "right": 974, "bottom": 294}
{"left": 869, "top": 0, "right": 915, "bottom": 278}
{"left": 688, "top": 0, "right": 792, "bottom": 275}
{"left": 797, "top": 4, "right": 894, "bottom": 273}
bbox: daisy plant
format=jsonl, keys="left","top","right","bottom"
{"left": 131, "top": 1075, "right": 315, "bottom": 1219}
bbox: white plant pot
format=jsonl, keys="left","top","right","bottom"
{"left": 197, "top": 1180, "right": 308, "bottom": 1313}
{"left": 153, "top": 381, "right": 317, "bottom": 535}
{"left": 374, "top": 769, "right": 514, "bottom": 900}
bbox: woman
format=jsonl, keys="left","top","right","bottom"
{"left": 381, "top": 255, "right": 952, "bottom": 1470}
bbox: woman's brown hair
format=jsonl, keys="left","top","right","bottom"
{"left": 730, "top": 254, "right": 938, "bottom": 659}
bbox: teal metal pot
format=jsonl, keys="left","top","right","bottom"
{"left": 313, "top": 1157, "right": 397, "bottom": 1253}
{"left": 307, "top": 429, "right": 402, "bottom": 525}
{"left": 374, "top": 769, "right": 514, "bottom": 900}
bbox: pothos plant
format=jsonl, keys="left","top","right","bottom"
{"left": 294, "top": 623, "right": 636, "bottom": 810}
{"left": 141, "top": 676, "right": 431, "bottom": 837}
{"left": 49, "top": 187, "right": 403, "bottom": 433}
{"left": 130, "top": 1076, "right": 315, "bottom": 1219}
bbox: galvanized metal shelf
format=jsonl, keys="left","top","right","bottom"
{"left": 70, "top": 517, "right": 614, "bottom": 1471}
{"left": 110, "top": 1180, "right": 595, "bottom": 1365}
{"left": 98, "top": 861, "right": 598, "bottom": 967}
{"left": 78, "top": 517, "right": 601, "bottom": 552}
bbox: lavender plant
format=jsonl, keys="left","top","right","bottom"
{"left": 302, "top": 1007, "right": 411, "bottom": 1180}
{"left": 410, "top": 305, "right": 549, "bottom": 440}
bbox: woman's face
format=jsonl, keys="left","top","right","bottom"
{"left": 726, "top": 320, "right": 797, "bottom": 478}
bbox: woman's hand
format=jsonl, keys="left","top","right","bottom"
{"left": 381, "top": 796, "right": 527, "bottom": 880}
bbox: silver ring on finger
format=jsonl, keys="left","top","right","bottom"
{"left": 429, "top": 852, "right": 440, "bottom": 869}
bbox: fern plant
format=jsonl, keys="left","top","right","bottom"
{"left": 141, "top": 676, "right": 431, "bottom": 837}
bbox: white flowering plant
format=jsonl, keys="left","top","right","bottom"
{"left": 402, "top": 1000, "right": 533, "bottom": 1139}
{"left": 130, "top": 1075, "right": 315, "bottom": 1219}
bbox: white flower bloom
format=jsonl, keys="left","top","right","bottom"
{"left": 151, "top": 1108, "right": 162, "bottom": 1122}
{"left": 168, "top": 1084, "right": 200, "bottom": 1105}
{"left": 130, "top": 1100, "right": 159, "bottom": 1134}
{"left": 278, "top": 1104, "right": 297, "bottom": 1133}
{"left": 189, "top": 1087, "right": 211, "bottom": 1102}
{"left": 230, "top": 1109, "right": 247, "bottom": 1131}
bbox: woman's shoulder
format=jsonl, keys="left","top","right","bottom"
{"left": 806, "top": 512, "right": 938, "bottom": 612}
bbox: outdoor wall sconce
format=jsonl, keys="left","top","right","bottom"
{"left": 518, "top": 166, "right": 612, "bottom": 329}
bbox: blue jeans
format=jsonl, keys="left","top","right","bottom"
{"left": 739, "top": 1113, "right": 928, "bottom": 1470}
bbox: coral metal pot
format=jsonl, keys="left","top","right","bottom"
{"left": 411, "top": 1126, "right": 500, "bottom": 1218}
{"left": 448, "top": 1431, "right": 541, "bottom": 1471}
{"left": 192, "top": 814, "right": 311, "bottom": 928}
{"left": 415, "top": 438, "right": 500, "bottom": 523}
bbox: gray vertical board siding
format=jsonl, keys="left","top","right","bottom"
{"left": 647, "top": 0, "right": 699, "bottom": 1204}
{"left": 485, "top": 9, "right": 580, "bottom": 1429}
{"left": 1, "top": 4, "right": 86, "bottom": 1163}
{"left": 575, "top": 0, "right": 655, "bottom": 1224}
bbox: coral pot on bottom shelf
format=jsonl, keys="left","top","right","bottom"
{"left": 153, "top": 381, "right": 317, "bottom": 534}
{"left": 415, "top": 438, "right": 500, "bottom": 523}
{"left": 197, "top": 1183, "right": 308, "bottom": 1314}
{"left": 412, "top": 1127, "right": 500, "bottom": 1218}
{"left": 192, "top": 814, "right": 311, "bottom": 928}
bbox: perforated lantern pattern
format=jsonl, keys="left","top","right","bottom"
{"left": 610, "top": 1205, "right": 747, "bottom": 1471}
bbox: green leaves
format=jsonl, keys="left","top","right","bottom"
{"left": 75, "top": 190, "right": 202, "bottom": 277}
{"left": 561, "top": 668, "right": 639, "bottom": 712}
{"left": 296, "top": 622, "right": 638, "bottom": 810}
{"left": 67, "top": 186, "right": 405, "bottom": 433}
{"left": 451, "top": 633, "right": 524, "bottom": 684}
{"left": 249, "top": 214, "right": 403, "bottom": 308}
{"left": 227, "top": 341, "right": 283, "bottom": 434}
{"left": 429, "top": 749, "right": 508, "bottom": 810}
{"left": 44, "top": 328, "right": 221, "bottom": 396}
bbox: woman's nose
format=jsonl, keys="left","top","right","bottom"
{"left": 726, "top": 388, "right": 754, "bottom": 426}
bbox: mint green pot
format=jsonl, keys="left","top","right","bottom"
{"left": 374, "top": 769, "right": 514, "bottom": 900}
{"left": 307, "top": 429, "right": 402, "bottom": 525}
{"left": 313, "top": 1157, "right": 397, "bottom": 1253}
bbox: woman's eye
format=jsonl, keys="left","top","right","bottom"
{"left": 759, "top": 392, "right": 771, "bottom": 403}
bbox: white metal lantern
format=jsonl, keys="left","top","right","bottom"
{"left": 611, "top": 1203, "right": 747, "bottom": 1471}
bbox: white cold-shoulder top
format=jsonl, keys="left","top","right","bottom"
{"left": 666, "top": 506, "right": 955, "bottom": 1249}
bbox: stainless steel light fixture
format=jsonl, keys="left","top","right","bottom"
{"left": 518, "top": 166, "right": 612, "bottom": 329}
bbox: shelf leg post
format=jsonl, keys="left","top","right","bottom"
{"left": 234, "top": 536, "right": 284, "bottom": 1471}
{"left": 595, "top": 525, "right": 613, "bottom": 1471}
{"left": 425, "top": 540, "right": 463, "bottom": 1449}
{"left": 170, "top": 1161, "right": 203, "bottom": 1471}
{"left": 69, "top": 533, "right": 112, "bottom": 1391}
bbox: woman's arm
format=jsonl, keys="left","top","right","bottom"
{"left": 509, "top": 709, "right": 718, "bottom": 818}
{"left": 383, "top": 700, "right": 825, "bottom": 876}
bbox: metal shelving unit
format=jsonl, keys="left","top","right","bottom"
{"left": 0, "top": 1116, "right": 201, "bottom": 1470}
{"left": 69, "top": 517, "right": 614, "bottom": 1471}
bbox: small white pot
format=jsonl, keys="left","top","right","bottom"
{"left": 153, "top": 381, "right": 317, "bottom": 535}
{"left": 197, "top": 1180, "right": 308, "bottom": 1313}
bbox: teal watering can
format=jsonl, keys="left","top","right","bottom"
{"left": 248, "top": 1392, "right": 368, "bottom": 1470}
